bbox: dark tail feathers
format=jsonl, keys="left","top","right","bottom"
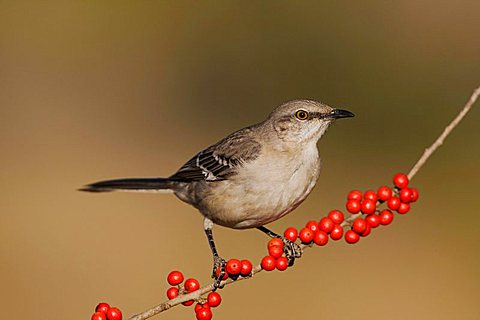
{"left": 79, "top": 178, "right": 173, "bottom": 193}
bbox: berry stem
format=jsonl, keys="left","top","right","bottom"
{"left": 341, "top": 213, "right": 362, "bottom": 227}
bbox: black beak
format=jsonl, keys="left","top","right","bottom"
{"left": 329, "top": 108, "right": 355, "bottom": 119}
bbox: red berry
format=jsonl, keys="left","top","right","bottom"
{"left": 214, "top": 266, "right": 229, "bottom": 280}
{"left": 352, "top": 218, "right": 367, "bottom": 234}
{"left": 364, "top": 190, "right": 377, "bottom": 202}
{"left": 261, "top": 255, "right": 276, "bottom": 271}
{"left": 397, "top": 202, "right": 410, "bottom": 214}
{"left": 330, "top": 224, "right": 344, "bottom": 240}
{"left": 276, "top": 256, "right": 289, "bottom": 271}
{"left": 360, "top": 223, "right": 371, "bottom": 237}
{"left": 226, "top": 259, "right": 242, "bottom": 275}
{"left": 195, "top": 303, "right": 210, "bottom": 313}
{"left": 313, "top": 230, "right": 329, "bottom": 246}
{"left": 166, "top": 287, "right": 179, "bottom": 299}
{"left": 345, "top": 230, "right": 360, "bottom": 244}
{"left": 387, "top": 196, "right": 401, "bottom": 211}
{"left": 305, "top": 220, "right": 319, "bottom": 233}
{"left": 346, "top": 199, "right": 361, "bottom": 213}
{"left": 410, "top": 188, "right": 419, "bottom": 202}
{"left": 182, "top": 279, "right": 198, "bottom": 306}
{"left": 196, "top": 307, "right": 213, "bottom": 320}
{"left": 377, "top": 186, "right": 392, "bottom": 201}
{"left": 283, "top": 227, "right": 298, "bottom": 242}
{"left": 299, "top": 227, "right": 314, "bottom": 243}
{"left": 106, "top": 307, "right": 122, "bottom": 320}
{"left": 399, "top": 188, "right": 413, "bottom": 203}
{"left": 184, "top": 278, "right": 200, "bottom": 292}
{"left": 207, "top": 291, "right": 222, "bottom": 308}
{"left": 319, "top": 217, "right": 334, "bottom": 233}
{"left": 348, "top": 190, "right": 363, "bottom": 201}
{"left": 366, "top": 214, "right": 381, "bottom": 228}
{"left": 393, "top": 173, "right": 409, "bottom": 189}
{"left": 268, "top": 238, "right": 284, "bottom": 250}
{"left": 240, "top": 259, "right": 253, "bottom": 276}
{"left": 95, "top": 303, "right": 110, "bottom": 314}
{"left": 182, "top": 300, "right": 194, "bottom": 306}
{"left": 167, "top": 270, "right": 184, "bottom": 286}
{"left": 379, "top": 209, "right": 394, "bottom": 225}
{"left": 92, "top": 312, "right": 107, "bottom": 320}
{"left": 361, "top": 199, "right": 376, "bottom": 215}
{"left": 328, "top": 210, "right": 344, "bottom": 224}
{"left": 268, "top": 245, "right": 283, "bottom": 259}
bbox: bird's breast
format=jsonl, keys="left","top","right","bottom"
{"left": 197, "top": 144, "right": 321, "bottom": 229}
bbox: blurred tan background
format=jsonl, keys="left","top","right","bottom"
{"left": 1, "top": 1, "right": 479, "bottom": 319}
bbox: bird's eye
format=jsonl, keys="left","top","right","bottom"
{"left": 295, "top": 110, "right": 309, "bottom": 120}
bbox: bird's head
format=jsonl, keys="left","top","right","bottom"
{"left": 266, "top": 99, "right": 354, "bottom": 144}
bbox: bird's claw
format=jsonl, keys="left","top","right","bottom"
{"left": 281, "top": 238, "right": 303, "bottom": 266}
{"left": 211, "top": 255, "right": 227, "bottom": 289}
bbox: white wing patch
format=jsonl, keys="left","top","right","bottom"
{"left": 197, "top": 153, "right": 220, "bottom": 181}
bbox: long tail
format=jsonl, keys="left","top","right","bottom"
{"left": 79, "top": 177, "right": 174, "bottom": 193}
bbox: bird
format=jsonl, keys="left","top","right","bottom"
{"left": 80, "top": 99, "right": 354, "bottom": 287}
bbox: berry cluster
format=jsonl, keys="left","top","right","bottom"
{"left": 91, "top": 303, "right": 122, "bottom": 320}
{"left": 261, "top": 238, "right": 290, "bottom": 271}
{"left": 260, "top": 212, "right": 345, "bottom": 273}
{"left": 260, "top": 173, "right": 419, "bottom": 271}
{"left": 164, "top": 259, "right": 253, "bottom": 319}
{"left": 219, "top": 258, "right": 254, "bottom": 279}
{"left": 343, "top": 173, "right": 418, "bottom": 243}
{"left": 166, "top": 270, "right": 225, "bottom": 320}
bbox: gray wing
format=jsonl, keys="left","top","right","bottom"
{"left": 169, "top": 128, "right": 261, "bottom": 182}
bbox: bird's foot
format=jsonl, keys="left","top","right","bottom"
{"left": 211, "top": 255, "right": 227, "bottom": 290}
{"left": 281, "top": 238, "right": 303, "bottom": 266}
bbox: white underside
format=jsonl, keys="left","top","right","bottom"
{"left": 199, "top": 142, "right": 321, "bottom": 228}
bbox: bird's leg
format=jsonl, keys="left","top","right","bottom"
{"left": 204, "top": 217, "right": 226, "bottom": 289}
{"left": 257, "top": 226, "right": 303, "bottom": 266}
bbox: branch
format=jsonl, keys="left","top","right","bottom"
{"left": 128, "top": 86, "right": 480, "bottom": 320}
{"left": 407, "top": 86, "right": 480, "bottom": 180}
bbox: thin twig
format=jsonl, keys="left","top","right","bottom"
{"left": 128, "top": 86, "right": 480, "bottom": 320}
{"left": 408, "top": 86, "right": 480, "bottom": 180}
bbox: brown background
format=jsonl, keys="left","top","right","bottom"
{"left": 1, "top": 1, "right": 479, "bottom": 319}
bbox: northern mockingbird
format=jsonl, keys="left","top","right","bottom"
{"left": 81, "top": 99, "right": 354, "bottom": 287}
